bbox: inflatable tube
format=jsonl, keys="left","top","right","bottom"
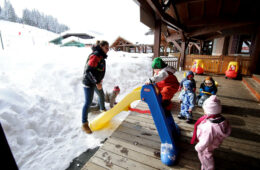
{"left": 141, "top": 85, "right": 178, "bottom": 165}
{"left": 89, "top": 87, "right": 141, "bottom": 131}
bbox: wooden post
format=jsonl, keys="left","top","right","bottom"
{"left": 222, "top": 36, "right": 230, "bottom": 56}
{"left": 188, "top": 45, "right": 191, "bottom": 55}
{"left": 180, "top": 41, "right": 187, "bottom": 70}
{"left": 199, "top": 40, "right": 203, "bottom": 54}
{"left": 154, "top": 20, "right": 161, "bottom": 59}
{"left": 164, "top": 45, "right": 167, "bottom": 56}
{"left": 0, "top": 31, "right": 4, "bottom": 50}
{"left": 250, "top": 25, "right": 260, "bottom": 74}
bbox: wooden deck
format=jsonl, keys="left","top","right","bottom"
{"left": 82, "top": 75, "right": 260, "bottom": 170}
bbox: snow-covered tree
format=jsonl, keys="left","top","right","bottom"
{"left": 2, "top": 0, "right": 17, "bottom": 22}
{"left": 0, "top": 0, "right": 70, "bottom": 34}
{"left": 0, "top": 5, "right": 2, "bottom": 19}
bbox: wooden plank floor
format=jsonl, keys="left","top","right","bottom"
{"left": 82, "top": 75, "right": 260, "bottom": 170}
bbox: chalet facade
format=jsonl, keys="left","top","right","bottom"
{"left": 110, "top": 36, "right": 153, "bottom": 53}
{"left": 135, "top": 0, "right": 260, "bottom": 75}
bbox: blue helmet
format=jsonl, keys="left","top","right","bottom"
{"left": 186, "top": 71, "right": 194, "bottom": 78}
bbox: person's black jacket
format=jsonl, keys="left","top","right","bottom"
{"left": 82, "top": 45, "right": 107, "bottom": 86}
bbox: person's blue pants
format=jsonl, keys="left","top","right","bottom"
{"left": 82, "top": 86, "right": 105, "bottom": 123}
{"left": 180, "top": 104, "right": 192, "bottom": 119}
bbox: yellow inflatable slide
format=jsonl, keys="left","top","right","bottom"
{"left": 89, "top": 87, "right": 141, "bottom": 131}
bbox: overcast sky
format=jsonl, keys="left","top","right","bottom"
{"left": 0, "top": 0, "right": 150, "bottom": 40}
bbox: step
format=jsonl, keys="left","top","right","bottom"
{"left": 242, "top": 77, "right": 260, "bottom": 102}
{"left": 252, "top": 74, "right": 260, "bottom": 84}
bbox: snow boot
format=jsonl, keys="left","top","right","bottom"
{"left": 186, "top": 118, "right": 193, "bottom": 124}
{"left": 82, "top": 122, "right": 92, "bottom": 134}
{"left": 178, "top": 114, "right": 185, "bottom": 120}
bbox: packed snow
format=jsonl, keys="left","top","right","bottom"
{"left": 0, "top": 20, "right": 153, "bottom": 170}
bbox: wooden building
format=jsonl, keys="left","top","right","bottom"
{"left": 49, "top": 33, "right": 95, "bottom": 47}
{"left": 110, "top": 36, "right": 154, "bottom": 53}
{"left": 135, "top": 0, "right": 260, "bottom": 75}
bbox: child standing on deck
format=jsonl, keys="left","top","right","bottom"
{"left": 191, "top": 95, "right": 231, "bottom": 170}
{"left": 145, "top": 57, "right": 179, "bottom": 116}
{"left": 178, "top": 80, "right": 195, "bottom": 123}
{"left": 179, "top": 71, "right": 196, "bottom": 92}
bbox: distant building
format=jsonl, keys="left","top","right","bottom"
{"left": 49, "top": 33, "right": 95, "bottom": 47}
{"left": 110, "top": 36, "right": 153, "bottom": 53}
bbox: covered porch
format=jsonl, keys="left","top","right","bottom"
{"left": 136, "top": 0, "right": 260, "bottom": 75}
{"left": 82, "top": 74, "right": 260, "bottom": 169}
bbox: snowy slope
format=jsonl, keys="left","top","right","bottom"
{"left": 0, "top": 21, "right": 153, "bottom": 170}
{"left": 0, "top": 20, "right": 57, "bottom": 48}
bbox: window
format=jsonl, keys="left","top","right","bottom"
{"left": 238, "top": 35, "right": 251, "bottom": 54}
{"left": 202, "top": 40, "right": 213, "bottom": 55}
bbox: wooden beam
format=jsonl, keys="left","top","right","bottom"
{"left": 171, "top": 1, "right": 181, "bottom": 24}
{"left": 161, "top": 23, "right": 169, "bottom": 37}
{"left": 174, "top": 0, "right": 206, "bottom": 5}
{"left": 216, "top": 0, "right": 222, "bottom": 17}
{"left": 172, "top": 40, "right": 182, "bottom": 52}
{"left": 145, "top": 0, "right": 185, "bottom": 31}
{"left": 154, "top": 19, "right": 162, "bottom": 58}
{"left": 139, "top": 0, "right": 156, "bottom": 29}
{"left": 187, "top": 22, "right": 254, "bottom": 38}
{"left": 184, "top": 17, "right": 253, "bottom": 28}
{"left": 186, "top": 3, "right": 190, "bottom": 20}
{"left": 166, "top": 33, "right": 182, "bottom": 42}
{"left": 193, "top": 42, "right": 201, "bottom": 51}
{"left": 203, "top": 24, "right": 257, "bottom": 40}
{"left": 205, "top": 35, "right": 223, "bottom": 41}
{"left": 201, "top": 0, "right": 205, "bottom": 18}
{"left": 233, "top": 0, "right": 241, "bottom": 16}
{"left": 180, "top": 41, "right": 187, "bottom": 68}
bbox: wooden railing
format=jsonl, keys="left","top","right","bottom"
{"left": 184, "top": 54, "right": 252, "bottom": 75}
{"left": 161, "top": 56, "right": 179, "bottom": 70}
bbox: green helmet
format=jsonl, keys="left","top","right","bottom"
{"left": 152, "top": 57, "right": 167, "bottom": 69}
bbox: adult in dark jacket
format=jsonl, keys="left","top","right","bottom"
{"left": 82, "top": 40, "right": 109, "bottom": 134}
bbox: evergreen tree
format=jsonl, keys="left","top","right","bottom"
{"left": 0, "top": 5, "right": 2, "bottom": 19}
{"left": 1, "top": 0, "right": 69, "bottom": 33}
{"left": 3, "top": 0, "right": 17, "bottom": 22}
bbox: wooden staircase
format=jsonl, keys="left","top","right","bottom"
{"left": 242, "top": 74, "right": 260, "bottom": 102}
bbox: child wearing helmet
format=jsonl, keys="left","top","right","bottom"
{"left": 178, "top": 80, "right": 195, "bottom": 123}
{"left": 105, "top": 86, "right": 120, "bottom": 108}
{"left": 191, "top": 95, "right": 231, "bottom": 170}
{"left": 145, "top": 57, "right": 179, "bottom": 115}
{"left": 179, "top": 71, "right": 196, "bottom": 92}
{"left": 197, "top": 76, "right": 217, "bottom": 106}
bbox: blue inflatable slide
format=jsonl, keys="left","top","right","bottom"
{"left": 141, "top": 84, "right": 179, "bottom": 166}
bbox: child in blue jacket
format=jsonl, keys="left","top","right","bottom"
{"left": 178, "top": 80, "right": 195, "bottom": 123}
{"left": 197, "top": 76, "right": 217, "bottom": 105}
{"left": 179, "top": 71, "right": 196, "bottom": 92}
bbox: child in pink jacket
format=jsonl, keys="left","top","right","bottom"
{"left": 191, "top": 95, "right": 231, "bottom": 170}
